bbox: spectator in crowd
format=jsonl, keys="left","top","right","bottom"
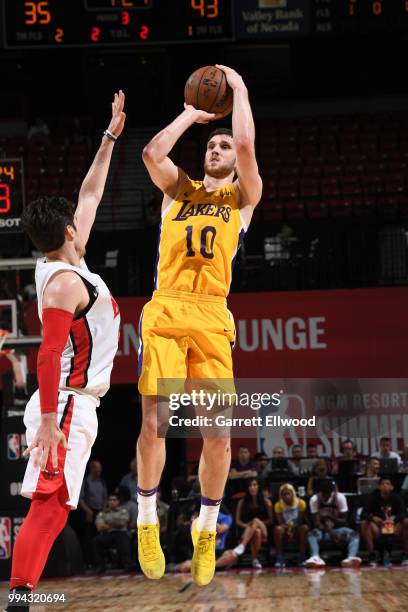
{"left": 260, "top": 446, "right": 290, "bottom": 482}
{"left": 172, "top": 502, "right": 233, "bottom": 573}
{"left": 400, "top": 445, "right": 408, "bottom": 471}
{"left": 0, "top": 349, "right": 28, "bottom": 405}
{"left": 306, "top": 459, "right": 330, "bottom": 497}
{"left": 340, "top": 439, "right": 356, "bottom": 460}
{"left": 116, "top": 485, "right": 138, "bottom": 568}
{"left": 169, "top": 483, "right": 201, "bottom": 563}
{"left": 372, "top": 437, "right": 401, "bottom": 466}
{"left": 356, "top": 457, "right": 381, "bottom": 494}
{"left": 305, "top": 479, "right": 361, "bottom": 569}
{"left": 157, "top": 488, "right": 170, "bottom": 545}
{"left": 116, "top": 485, "right": 138, "bottom": 529}
{"left": 80, "top": 460, "right": 108, "bottom": 518}
{"left": 233, "top": 478, "right": 273, "bottom": 569}
{"left": 401, "top": 472, "right": 408, "bottom": 491}
{"left": 119, "top": 458, "right": 138, "bottom": 499}
{"left": 364, "top": 457, "right": 381, "bottom": 479}
{"left": 254, "top": 451, "right": 269, "bottom": 475}
{"left": 27, "top": 117, "right": 50, "bottom": 145}
{"left": 360, "top": 477, "right": 408, "bottom": 566}
{"left": 288, "top": 444, "right": 303, "bottom": 476}
{"left": 79, "top": 460, "right": 108, "bottom": 567}
{"left": 229, "top": 445, "right": 258, "bottom": 480}
{"left": 274, "top": 484, "right": 308, "bottom": 568}
{"left": 307, "top": 444, "right": 318, "bottom": 458}
{"left": 332, "top": 439, "right": 359, "bottom": 473}
{"left": 93, "top": 493, "right": 132, "bottom": 573}
{"left": 214, "top": 502, "right": 233, "bottom": 554}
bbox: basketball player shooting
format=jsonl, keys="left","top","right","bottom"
{"left": 138, "top": 65, "right": 262, "bottom": 586}
{"left": 6, "top": 91, "right": 125, "bottom": 610}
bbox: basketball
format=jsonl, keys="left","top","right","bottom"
{"left": 184, "top": 66, "right": 233, "bottom": 118}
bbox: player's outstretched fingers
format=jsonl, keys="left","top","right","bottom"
{"left": 51, "top": 443, "right": 59, "bottom": 469}
{"left": 22, "top": 440, "right": 38, "bottom": 459}
{"left": 60, "top": 432, "right": 70, "bottom": 451}
{"left": 40, "top": 444, "right": 50, "bottom": 470}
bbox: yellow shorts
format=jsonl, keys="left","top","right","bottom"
{"left": 137, "top": 289, "right": 236, "bottom": 396}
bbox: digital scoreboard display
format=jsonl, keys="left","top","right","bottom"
{"left": 313, "top": 0, "right": 408, "bottom": 36}
{"left": 3, "top": 0, "right": 234, "bottom": 48}
{"left": 3, "top": 1, "right": 408, "bottom": 48}
{"left": 0, "top": 159, "right": 25, "bottom": 233}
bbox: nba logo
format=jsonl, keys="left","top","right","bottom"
{"left": 0, "top": 517, "right": 11, "bottom": 559}
{"left": 7, "top": 434, "right": 20, "bottom": 460}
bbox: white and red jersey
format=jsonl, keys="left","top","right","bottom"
{"left": 35, "top": 258, "right": 120, "bottom": 399}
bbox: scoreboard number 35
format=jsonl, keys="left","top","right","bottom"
{"left": 24, "top": 1, "right": 51, "bottom": 25}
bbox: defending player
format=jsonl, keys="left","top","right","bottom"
{"left": 138, "top": 65, "right": 262, "bottom": 585}
{"left": 6, "top": 91, "right": 125, "bottom": 610}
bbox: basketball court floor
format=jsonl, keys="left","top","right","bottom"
{"left": 1, "top": 567, "right": 408, "bottom": 611}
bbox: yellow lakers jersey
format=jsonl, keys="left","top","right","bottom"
{"left": 154, "top": 179, "right": 246, "bottom": 297}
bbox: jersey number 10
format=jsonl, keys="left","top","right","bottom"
{"left": 185, "top": 225, "right": 216, "bottom": 259}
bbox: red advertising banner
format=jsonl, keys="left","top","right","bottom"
{"left": 3, "top": 286, "right": 408, "bottom": 384}
{"left": 227, "top": 287, "right": 408, "bottom": 378}
{"left": 114, "top": 287, "right": 408, "bottom": 381}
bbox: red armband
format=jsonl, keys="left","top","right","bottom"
{"left": 38, "top": 308, "right": 73, "bottom": 414}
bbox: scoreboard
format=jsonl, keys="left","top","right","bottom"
{"left": 2, "top": 1, "right": 408, "bottom": 48}
{"left": 2, "top": 0, "right": 234, "bottom": 48}
{"left": 0, "top": 160, "right": 24, "bottom": 234}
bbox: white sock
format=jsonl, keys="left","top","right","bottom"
{"left": 137, "top": 492, "right": 157, "bottom": 525}
{"left": 234, "top": 543, "right": 245, "bottom": 556}
{"left": 197, "top": 501, "right": 221, "bottom": 532}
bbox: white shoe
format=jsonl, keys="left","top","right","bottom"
{"left": 342, "top": 557, "right": 362, "bottom": 569}
{"left": 233, "top": 543, "right": 245, "bottom": 556}
{"left": 252, "top": 558, "right": 262, "bottom": 570}
{"left": 305, "top": 556, "right": 326, "bottom": 568}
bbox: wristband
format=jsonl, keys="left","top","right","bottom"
{"left": 103, "top": 129, "right": 117, "bottom": 142}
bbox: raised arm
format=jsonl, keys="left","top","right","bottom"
{"left": 216, "top": 65, "right": 262, "bottom": 208}
{"left": 142, "top": 105, "right": 220, "bottom": 199}
{"left": 75, "top": 90, "right": 126, "bottom": 247}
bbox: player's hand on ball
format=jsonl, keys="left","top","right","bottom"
{"left": 23, "top": 413, "right": 70, "bottom": 470}
{"left": 183, "top": 103, "right": 222, "bottom": 124}
{"left": 215, "top": 65, "right": 246, "bottom": 92}
{"left": 107, "top": 89, "right": 126, "bottom": 138}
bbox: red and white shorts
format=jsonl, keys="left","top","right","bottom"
{"left": 21, "top": 389, "right": 98, "bottom": 508}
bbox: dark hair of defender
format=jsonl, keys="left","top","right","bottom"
{"left": 21, "top": 196, "right": 76, "bottom": 253}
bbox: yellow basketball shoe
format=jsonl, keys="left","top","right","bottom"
{"left": 138, "top": 523, "right": 165, "bottom": 580}
{"left": 191, "top": 518, "right": 216, "bottom": 586}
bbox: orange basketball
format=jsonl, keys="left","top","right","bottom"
{"left": 184, "top": 66, "right": 233, "bottom": 119}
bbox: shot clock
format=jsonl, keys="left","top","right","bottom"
{"left": 0, "top": 159, "right": 25, "bottom": 233}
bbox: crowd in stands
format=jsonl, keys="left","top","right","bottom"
{"left": 73, "top": 437, "right": 408, "bottom": 574}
